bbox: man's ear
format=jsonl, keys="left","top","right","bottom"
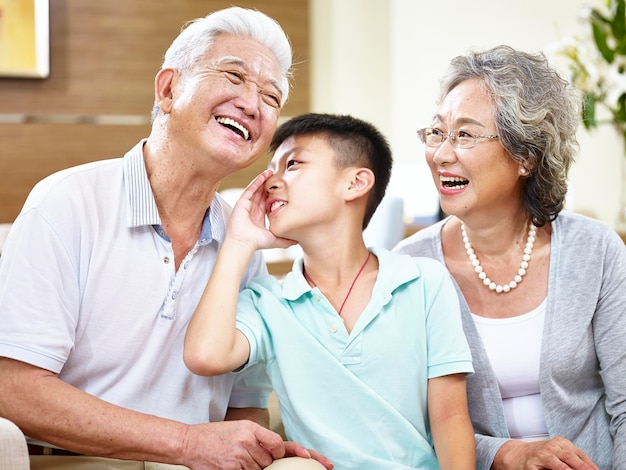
{"left": 154, "top": 68, "right": 177, "bottom": 115}
{"left": 345, "top": 168, "right": 375, "bottom": 202}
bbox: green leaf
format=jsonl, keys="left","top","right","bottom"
{"left": 617, "top": 34, "right": 626, "bottom": 54}
{"left": 591, "top": 5, "right": 613, "bottom": 27}
{"left": 582, "top": 93, "right": 598, "bottom": 129}
{"left": 611, "top": 0, "right": 626, "bottom": 40}
{"left": 591, "top": 10, "right": 616, "bottom": 62}
{"left": 615, "top": 93, "right": 626, "bottom": 122}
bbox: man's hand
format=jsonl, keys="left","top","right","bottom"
{"left": 182, "top": 420, "right": 285, "bottom": 469}
{"left": 181, "top": 421, "right": 334, "bottom": 470}
{"left": 493, "top": 437, "right": 599, "bottom": 470}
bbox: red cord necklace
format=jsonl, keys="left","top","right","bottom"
{"left": 303, "top": 251, "right": 371, "bottom": 316}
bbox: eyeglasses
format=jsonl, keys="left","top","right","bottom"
{"left": 417, "top": 127, "right": 499, "bottom": 149}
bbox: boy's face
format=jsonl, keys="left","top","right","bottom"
{"left": 265, "top": 134, "right": 353, "bottom": 240}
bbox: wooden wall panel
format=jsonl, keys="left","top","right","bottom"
{"left": 0, "top": 123, "right": 150, "bottom": 221}
{"left": 0, "top": 0, "right": 309, "bottom": 116}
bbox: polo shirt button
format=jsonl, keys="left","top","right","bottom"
{"left": 163, "top": 257, "right": 170, "bottom": 264}
{"left": 329, "top": 324, "right": 338, "bottom": 333}
{"left": 312, "top": 294, "right": 321, "bottom": 302}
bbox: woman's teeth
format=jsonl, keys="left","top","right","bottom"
{"left": 441, "top": 176, "right": 469, "bottom": 189}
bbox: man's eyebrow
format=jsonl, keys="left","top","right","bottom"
{"left": 214, "top": 56, "right": 246, "bottom": 67}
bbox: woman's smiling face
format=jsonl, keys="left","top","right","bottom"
{"left": 426, "top": 78, "right": 523, "bottom": 219}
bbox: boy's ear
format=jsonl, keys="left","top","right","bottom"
{"left": 154, "top": 68, "right": 178, "bottom": 115}
{"left": 345, "top": 168, "right": 375, "bottom": 201}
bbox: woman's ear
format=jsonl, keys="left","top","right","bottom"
{"left": 345, "top": 168, "right": 375, "bottom": 201}
{"left": 154, "top": 68, "right": 177, "bottom": 115}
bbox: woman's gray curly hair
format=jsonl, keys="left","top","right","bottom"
{"left": 438, "top": 45, "right": 581, "bottom": 227}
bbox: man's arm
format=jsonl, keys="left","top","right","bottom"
{"left": 0, "top": 357, "right": 287, "bottom": 467}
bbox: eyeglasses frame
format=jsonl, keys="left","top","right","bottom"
{"left": 417, "top": 127, "right": 499, "bottom": 149}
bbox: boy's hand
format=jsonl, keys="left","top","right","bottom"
{"left": 226, "top": 170, "right": 296, "bottom": 251}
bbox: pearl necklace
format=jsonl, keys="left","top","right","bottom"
{"left": 461, "top": 221, "right": 536, "bottom": 294}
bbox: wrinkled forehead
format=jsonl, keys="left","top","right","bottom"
{"left": 434, "top": 78, "right": 496, "bottom": 127}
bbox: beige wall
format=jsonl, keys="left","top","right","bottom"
{"left": 311, "top": 0, "right": 623, "bottom": 229}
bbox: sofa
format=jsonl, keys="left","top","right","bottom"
{"left": 0, "top": 417, "right": 29, "bottom": 469}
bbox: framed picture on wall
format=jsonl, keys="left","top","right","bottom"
{"left": 0, "top": 0, "right": 49, "bottom": 78}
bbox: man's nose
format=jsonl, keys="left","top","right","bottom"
{"left": 235, "top": 80, "right": 262, "bottom": 117}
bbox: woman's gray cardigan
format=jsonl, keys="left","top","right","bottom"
{"left": 394, "top": 212, "right": 626, "bottom": 470}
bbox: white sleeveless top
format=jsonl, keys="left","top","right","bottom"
{"left": 472, "top": 299, "right": 549, "bottom": 439}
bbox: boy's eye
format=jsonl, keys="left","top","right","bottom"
{"left": 286, "top": 160, "right": 299, "bottom": 168}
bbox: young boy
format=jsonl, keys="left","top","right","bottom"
{"left": 184, "top": 113, "right": 475, "bottom": 469}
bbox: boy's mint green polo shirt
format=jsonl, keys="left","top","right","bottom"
{"left": 235, "top": 247, "right": 473, "bottom": 470}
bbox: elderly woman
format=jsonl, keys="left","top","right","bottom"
{"left": 395, "top": 45, "right": 626, "bottom": 469}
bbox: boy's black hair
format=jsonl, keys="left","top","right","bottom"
{"left": 270, "top": 113, "right": 393, "bottom": 229}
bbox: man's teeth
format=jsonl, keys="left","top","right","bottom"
{"left": 441, "top": 176, "right": 469, "bottom": 189}
{"left": 271, "top": 201, "right": 286, "bottom": 212}
{"left": 216, "top": 117, "right": 250, "bottom": 141}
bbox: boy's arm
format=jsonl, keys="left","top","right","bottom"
{"left": 184, "top": 170, "right": 295, "bottom": 376}
{"left": 428, "top": 374, "right": 476, "bottom": 470}
{"left": 184, "top": 237, "right": 255, "bottom": 375}
{"left": 184, "top": 171, "right": 280, "bottom": 376}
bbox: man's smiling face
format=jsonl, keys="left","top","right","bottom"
{"left": 165, "top": 33, "right": 284, "bottom": 173}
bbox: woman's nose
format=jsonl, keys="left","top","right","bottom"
{"left": 430, "top": 140, "right": 457, "bottom": 166}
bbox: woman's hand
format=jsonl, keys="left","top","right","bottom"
{"left": 493, "top": 437, "right": 599, "bottom": 470}
{"left": 226, "top": 170, "right": 296, "bottom": 251}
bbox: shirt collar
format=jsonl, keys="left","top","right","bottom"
{"left": 122, "top": 139, "right": 226, "bottom": 244}
{"left": 280, "top": 247, "right": 421, "bottom": 301}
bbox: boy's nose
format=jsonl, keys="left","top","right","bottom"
{"left": 264, "top": 174, "right": 281, "bottom": 192}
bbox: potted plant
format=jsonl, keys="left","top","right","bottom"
{"left": 553, "top": 0, "right": 626, "bottom": 227}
